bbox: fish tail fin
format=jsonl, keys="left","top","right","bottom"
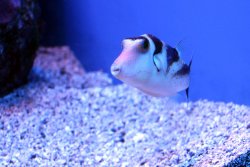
{"left": 176, "top": 38, "right": 194, "bottom": 101}
{"left": 186, "top": 57, "right": 193, "bottom": 101}
{"left": 185, "top": 87, "right": 189, "bottom": 101}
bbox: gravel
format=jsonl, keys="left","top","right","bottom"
{"left": 0, "top": 47, "right": 249, "bottom": 167}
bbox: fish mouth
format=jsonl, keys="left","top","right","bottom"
{"left": 110, "top": 64, "right": 121, "bottom": 77}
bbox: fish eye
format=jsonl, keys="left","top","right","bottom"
{"left": 139, "top": 39, "right": 149, "bottom": 52}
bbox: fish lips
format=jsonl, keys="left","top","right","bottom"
{"left": 110, "top": 64, "right": 122, "bottom": 77}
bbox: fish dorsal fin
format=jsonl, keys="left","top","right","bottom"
{"left": 176, "top": 39, "right": 186, "bottom": 55}
{"left": 188, "top": 57, "right": 193, "bottom": 72}
{"left": 175, "top": 38, "right": 194, "bottom": 63}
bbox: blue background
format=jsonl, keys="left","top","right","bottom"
{"left": 41, "top": 0, "right": 250, "bottom": 105}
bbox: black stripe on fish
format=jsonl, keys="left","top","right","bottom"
{"left": 174, "top": 64, "right": 190, "bottom": 76}
{"left": 147, "top": 34, "right": 163, "bottom": 55}
{"left": 174, "top": 58, "right": 192, "bottom": 77}
{"left": 125, "top": 36, "right": 150, "bottom": 50}
{"left": 125, "top": 36, "right": 148, "bottom": 41}
{"left": 125, "top": 36, "right": 149, "bottom": 51}
{"left": 166, "top": 45, "right": 179, "bottom": 67}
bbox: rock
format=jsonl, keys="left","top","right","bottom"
{"left": 0, "top": 0, "right": 39, "bottom": 97}
{"left": 30, "top": 46, "right": 112, "bottom": 89}
{"left": 0, "top": 0, "right": 21, "bottom": 24}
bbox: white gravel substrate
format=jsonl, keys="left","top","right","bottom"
{"left": 0, "top": 47, "right": 249, "bottom": 167}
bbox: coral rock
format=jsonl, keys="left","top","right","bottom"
{"left": 0, "top": 0, "right": 39, "bottom": 97}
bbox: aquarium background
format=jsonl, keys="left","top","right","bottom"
{"left": 40, "top": 0, "right": 250, "bottom": 105}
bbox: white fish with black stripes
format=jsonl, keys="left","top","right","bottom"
{"left": 110, "top": 34, "right": 192, "bottom": 98}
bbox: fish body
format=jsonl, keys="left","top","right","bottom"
{"left": 111, "top": 34, "right": 192, "bottom": 98}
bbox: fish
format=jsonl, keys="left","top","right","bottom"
{"left": 111, "top": 34, "right": 192, "bottom": 98}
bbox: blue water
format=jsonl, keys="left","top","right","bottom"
{"left": 46, "top": 0, "right": 250, "bottom": 105}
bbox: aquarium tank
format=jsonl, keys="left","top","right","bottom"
{"left": 0, "top": 0, "right": 249, "bottom": 166}
{"left": 41, "top": 0, "right": 250, "bottom": 105}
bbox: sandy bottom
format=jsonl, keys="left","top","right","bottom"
{"left": 0, "top": 47, "right": 249, "bottom": 167}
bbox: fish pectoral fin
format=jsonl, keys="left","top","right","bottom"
{"left": 153, "top": 56, "right": 161, "bottom": 72}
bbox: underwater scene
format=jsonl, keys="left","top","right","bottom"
{"left": 0, "top": 0, "right": 249, "bottom": 166}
